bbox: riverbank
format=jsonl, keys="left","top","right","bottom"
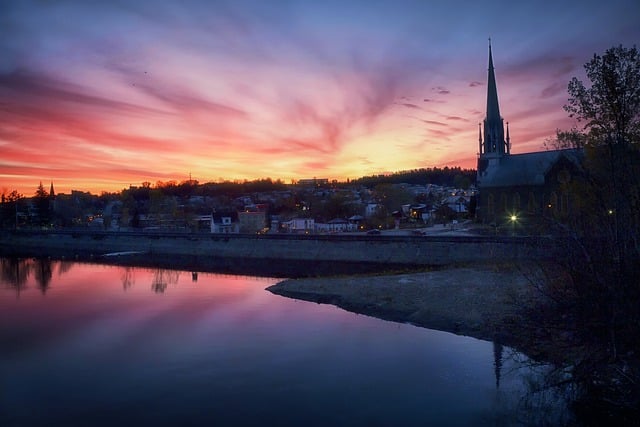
{"left": 268, "top": 263, "right": 538, "bottom": 345}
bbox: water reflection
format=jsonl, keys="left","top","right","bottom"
{"left": 494, "top": 341, "right": 503, "bottom": 389}
{"left": 151, "top": 269, "right": 180, "bottom": 293}
{"left": 121, "top": 267, "right": 135, "bottom": 290}
{"left": 0, "top": 257, "right": 571, "bottom": 426}
{"left": 0, "top": 257, "right": 30, "bottom": 295}
{"left": 0, "top": 257, "right": 60, "bottom": 295}
{"left": 0, "top": 258, "right": 196, "bottom": 295}
{"left": 33, "top": 258, "right": 52, "bottom": 294}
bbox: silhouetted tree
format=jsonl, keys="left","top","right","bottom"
{"left": 34, "top": 182, "right": 51, "bottom": 227}
{"left": 527, "top": 45, "right": 640, "bottom": 419}
{"left": 544, "top": 127, "right": 589, "bottom": 150}
{"left": 373, "top": 184, "right": 413, "bottom": 213}
{"left": 1, "top": 190, "right": 23, "bottom": 229}
{"left": 564, "top": 45, "right": 640, "bottom": 283}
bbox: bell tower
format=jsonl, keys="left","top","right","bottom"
{"left": 478, "top": 40, "right": 510, "bottom": 178}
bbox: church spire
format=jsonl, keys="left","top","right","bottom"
{"left": 486, "top": 40, "right": 501, "bottom": 126}
{"left": 481, "top": 40, "right": 508, "bottom": 157}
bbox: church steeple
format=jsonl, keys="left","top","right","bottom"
{"left": 480, "top": 40, "right": 509, "bottom": 157}
{"left": 486, "top": 41, "right": 501, "bottom": 126}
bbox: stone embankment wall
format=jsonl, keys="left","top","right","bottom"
{"left": 2, "top": 230, "right": 553, "bottom": 267}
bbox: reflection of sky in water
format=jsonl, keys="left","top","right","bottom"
{"left": 1, "top": 260, "right": 542, "bottom": 426}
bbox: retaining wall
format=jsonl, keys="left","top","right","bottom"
{"left": 2, "top": 230, "right": 554, "bottom": 267}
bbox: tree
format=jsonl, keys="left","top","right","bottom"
{"left": 1, "top": 190, "right": 23, "bottom": 229}
{"left": 34, "top": 182, "right": 51, "bottom": 227}
{"left": 372, "top": 184, "right": 413, "bottom": 214}
{"left": 543, "top": 127, "right": 588, "bottom": 150}
{"left": 533, "top": 46, "right": 640, "bottom": 415}
{"left": 565, "top": 45, "right": 640, "bottom": 147}
{"left": 564, "top": 45, "right": 640, "bottom": 282}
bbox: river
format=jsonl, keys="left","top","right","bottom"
{"left": 0, "top": 258, "right": 568, "bottom": 426}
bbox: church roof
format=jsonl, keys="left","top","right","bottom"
{"left": 478, "top": 149, "right": 582, "bottom": 188}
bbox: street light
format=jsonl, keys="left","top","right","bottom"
{"left": 509, "top": 214, "right": 517, "bottom": 236}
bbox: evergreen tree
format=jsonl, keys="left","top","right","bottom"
{"left": 34, "top": 182, "right": 50, "bottom": 227}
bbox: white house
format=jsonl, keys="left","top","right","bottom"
{"left": 365, "top": 203, "right": 384, "bottom": 218}
{"left": 212, "top": 214, "right": 239, "bottom": 233}
{"left": 197, "top": 213, "right": 239, "bottom": 233}
{"left": 282, "top": 218, "right": 315, "bottom": 234}
{"left": 315, "top": 218, "right": 355, "bottom": 233}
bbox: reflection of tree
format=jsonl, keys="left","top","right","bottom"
{"left": 33, "top": 258, "right": 53, "bottom": 294}
{"left": 493, "top": 341, "right": 503, "bottom": 389}
{"left": 57, "top": 261, "right": 74, "bottom": 276}
{"left": 516, "top": 362, "right": 577, "bottom": 427}
{"left": 151, "top": 269, "right": 179, "bottom": 293}
{"left": 121, "top": 267, "right": 135, "bottom": 290}
{"left": 0, "top": 258, "right": 30, "bottom": 295}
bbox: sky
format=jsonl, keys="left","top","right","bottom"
{"left": 1, "top": 0, "right": 639, "bottom": 195}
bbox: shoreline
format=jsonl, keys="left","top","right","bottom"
{"left": 267, "top": 263, "right": 538, "bottom": 346}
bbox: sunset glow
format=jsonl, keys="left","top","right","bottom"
{"left": 1, "top": 0, "right": 638, "bottom": 194}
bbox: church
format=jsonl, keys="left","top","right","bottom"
{"left": 475, "top": 43, "right": 582, "bottom": 227}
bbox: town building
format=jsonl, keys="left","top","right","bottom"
{"left": 282, "top": 218, "right": 315, "bottom": 234}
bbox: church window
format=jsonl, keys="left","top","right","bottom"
{"left": 487, "top": 194, "right": 495, "bottom": 215}
{"left": 527, "top": 192, "right": 536, "bottom": 214}
{"left": 512, "top": 192, "right": 521, "bottom": 211}
{"left": 500, "top": 193, "right": 508, "bottom": 212}
{"left": 561, "top": 192, "right": 569, "bottom": 215}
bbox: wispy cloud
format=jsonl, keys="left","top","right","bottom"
{"left": 432, "top": 86, "right": 450, "bottom": 95}
{"left": 400, "top": 102, "right": 421, "bottom": 109}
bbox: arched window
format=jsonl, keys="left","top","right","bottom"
{"left": 527, "top": 192, "right": 536, "bottom": 214}
{"left": 561, "top": 191, "right": 569, "bottom": 215}
{"left": 512, "top": 192, "right": 521, "bottom": 211}
{"left": 500, "top": 193, "right": 508, "bottom": 212}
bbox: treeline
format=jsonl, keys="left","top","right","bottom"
{"left": 352, "top": 167, "right": 476, "bottom": 189}
{"left": 122, "top": 178, "right": 289, "bottom": 201}
{"left": 122, "top": 168, "right": 476, "bottom": 201}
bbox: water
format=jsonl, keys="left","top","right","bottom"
{"left": 0, "top": 258, "right": 557, "bottom": 426}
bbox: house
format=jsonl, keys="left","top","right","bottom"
{"left": 315, "top": 218, "right": 355, "bottom": 233}
{"left": 365, "top": 203, "right": 383, "bottom": 218}
{"left": 475, "top": 43, "right": 583, "bottom": 225}
{"left": 282, "top": 218, "right": 315, "bottom": 234}
{"left": 211, "top": 212, "right": 239, "bottom": 233}
{"left": 444, "top": 196, "right": 469, "bottom": 214}
{"left": 348, "top": 215, "right": 364, "bottom": 229}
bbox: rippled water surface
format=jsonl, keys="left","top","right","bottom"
{"left": 0, "top": 258, "right": 557, "bottom": 426}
